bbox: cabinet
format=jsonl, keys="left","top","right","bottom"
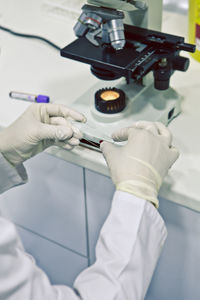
{"left": 146, "top": 197, "right": 200, "bottom": 300}
{"left": 0, "top": 153, "right": 87, "bottom": 256}
{"left": 1, "top": 153, "right": 200, "bottom": 299}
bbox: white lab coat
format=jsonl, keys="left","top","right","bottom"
{"left": 0, "top": 153, "right": 167, "bottom": 300}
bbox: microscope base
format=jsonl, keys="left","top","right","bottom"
{"left": 68, "top": 80, "right": 181, "bottom": 150}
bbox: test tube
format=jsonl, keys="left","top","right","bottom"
{"left": 9, "top": 91, "right": 50, "bottom": 103}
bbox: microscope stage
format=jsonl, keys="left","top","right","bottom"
{"left": 61, "top": 24, "right": 195, "bottom": 86}
{"left": 61, "top": 36, "right": 148, "bottom": 79}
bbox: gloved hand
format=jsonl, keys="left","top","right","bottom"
{"left": 101, "top": 121, "right": 179, "bottom": 208}
{"left": 0, "top": 103, "right": 86, "bottom": 166}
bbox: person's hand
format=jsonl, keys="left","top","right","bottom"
{"left": 0, "top": 103, "right": 86, "bottom": 166}
{"left": 100, "top": 121, "right": 179, "bottom": 208}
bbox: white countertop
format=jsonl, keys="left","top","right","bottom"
{"left": 0, "top": 1, "right": 199, "bottom": 211}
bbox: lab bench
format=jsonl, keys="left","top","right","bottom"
{"left": 0, "top": 1, "right": 200, "bottom": 299}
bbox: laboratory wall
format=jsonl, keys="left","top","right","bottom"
{"left": 0, "top": 152, "right": 200, "bottom": 300}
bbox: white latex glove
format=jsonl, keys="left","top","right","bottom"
{"left": 0, "top": 103, "right": 86, "bottom": 166}
{"left": 100, "top": 121, "right": 179, "bottom": 208}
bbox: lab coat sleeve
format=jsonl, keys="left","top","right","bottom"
{"left": 0, "top": 188, "right": 167, "bottom": 300}
{"left": 74, "top": 191, "right": 167, "bottom": 300}
{"left": 0, "top": 153, "right": 27, "bottom": 194}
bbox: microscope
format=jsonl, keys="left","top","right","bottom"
{"left": 61, "top": 0, "right": 195, "bottom": 150}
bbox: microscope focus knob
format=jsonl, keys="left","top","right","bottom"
{"left": 95, "top": 88, "right": 126, "bottom": 114}
{"left": 173, "top": 56, "right": 190, "bottom": 72}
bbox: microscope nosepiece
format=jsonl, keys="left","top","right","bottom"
{"left": 129, "top": 1, "right": 148, "bottom": 10}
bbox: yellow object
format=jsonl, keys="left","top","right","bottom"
{"left": 189, "top": 0, "right": 200, "bottom": 62}
{"left": 100, "top": 90, "right": 120, "bottom": 101}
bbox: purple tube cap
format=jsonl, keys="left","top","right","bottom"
{"left": 36, "top": 95, "right": 50, "bottom": 103}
